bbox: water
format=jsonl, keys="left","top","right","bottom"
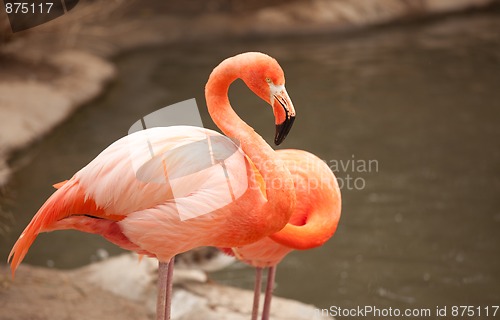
{"left": 2, "top": 9, "right": 500, "bottom": 314}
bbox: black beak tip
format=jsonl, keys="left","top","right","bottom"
{"left": 274, "top": 136, "right": 285, "bottom": 146}
{"left": 274, "top": 116, "right": 296, "bottom": 146}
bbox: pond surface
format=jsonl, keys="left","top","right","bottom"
{"left": 2, "top": 9, "right": 500, "bottom": 314}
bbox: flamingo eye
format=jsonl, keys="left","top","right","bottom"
{"left": 265, "top": 77, "right": 272, "bottom": 84}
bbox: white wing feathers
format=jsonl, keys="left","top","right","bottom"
{"left": 75, "top": 126, "right": 249, "bottom": 218}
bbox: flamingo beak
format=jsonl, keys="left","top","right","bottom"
{"left": 271, "top": 86, "right": 296, "bottom": 145}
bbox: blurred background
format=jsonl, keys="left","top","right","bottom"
{"left": 1, "top": 0, "right": 499, "bottom": 317}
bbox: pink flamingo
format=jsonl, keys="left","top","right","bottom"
{"left": 8, "top": 52, "right": 297, "bottom": 320}
{"left": 224, "top": 149, "right": 341, "bottom": 320}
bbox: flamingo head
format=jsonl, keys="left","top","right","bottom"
{"left": 239, "top": 53, "right": 296, "bottom": 145}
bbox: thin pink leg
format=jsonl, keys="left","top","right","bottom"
{"left": 156, "top": 257, "right": 175, "bottom": 320}
{"left": 165, "top": 256, "right": 175, "bottom": 319}
{"left": 252, "top": 267, "right": 263, "bottom": 320}
{"left": 261, "top": 265, "right": 276, "bottom": 320}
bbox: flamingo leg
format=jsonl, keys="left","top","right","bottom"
{"left": 156, "top": 257, "right": 175, "bottom": 320}
{"left": 261, "top": 265, "right": 276, "bottom": 320}
{"left": 251, "top": 267, "right": 263, "bottom": 320}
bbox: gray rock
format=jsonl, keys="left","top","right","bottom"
{"left": 76, "top": 253, "right": 332, "bottom": 320}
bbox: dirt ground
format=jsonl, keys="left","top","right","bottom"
{"left": 0, "top": 264, "right": 151, "bottom": 320}
{"left": 0, "top": 254, "right": 331, "bottom": 320}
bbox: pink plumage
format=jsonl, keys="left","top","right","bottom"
{"left": 9, "top": 52, "right": 299, "bottom": 320}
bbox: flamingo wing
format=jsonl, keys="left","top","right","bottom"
{"left": 9, "top": 126, "right": 259, "bottom": 274}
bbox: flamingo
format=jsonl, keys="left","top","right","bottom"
{"left": 223, "top": 149, "right": 341, "bottom": 320}
{"left": 8, "top": 52, "right": 297, "bottom": 320}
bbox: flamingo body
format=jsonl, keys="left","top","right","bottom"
{"left": 231, "top": 149, "right": 341, "bottom": 267}
{"left": 226, "top": 149, "right": 341, "bottom": 320}
{"left": 10, "top": 126, "right": 276, "bottom": 271}
{"left": 9, "top": 52, "right": 298, "bottom": 276}
{"left": 9, "top": 52, "right": 299, "bottom": 320}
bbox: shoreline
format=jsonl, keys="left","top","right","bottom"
{"left": 1, "top": 253, "right": 332, "bottom": 320}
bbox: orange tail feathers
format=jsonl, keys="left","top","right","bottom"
{"left": 8, "top": 179, "right": 100, "bottom": 276}
{"left": 8, "top": 192, "right": 62, "bottom": 276}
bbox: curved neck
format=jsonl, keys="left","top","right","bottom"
{"left": 205, "top": 59, "right": 266, "bottom": 155}
{"left": 205, "top": 56, "right": 295, "bottom": 225}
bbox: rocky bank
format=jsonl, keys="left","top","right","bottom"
{"left": 0, "top": 254, "right": 331, "bottom": 320}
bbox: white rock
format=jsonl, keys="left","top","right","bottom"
{"left": 74, "top": 253, "right": 332, "bottom": 320}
